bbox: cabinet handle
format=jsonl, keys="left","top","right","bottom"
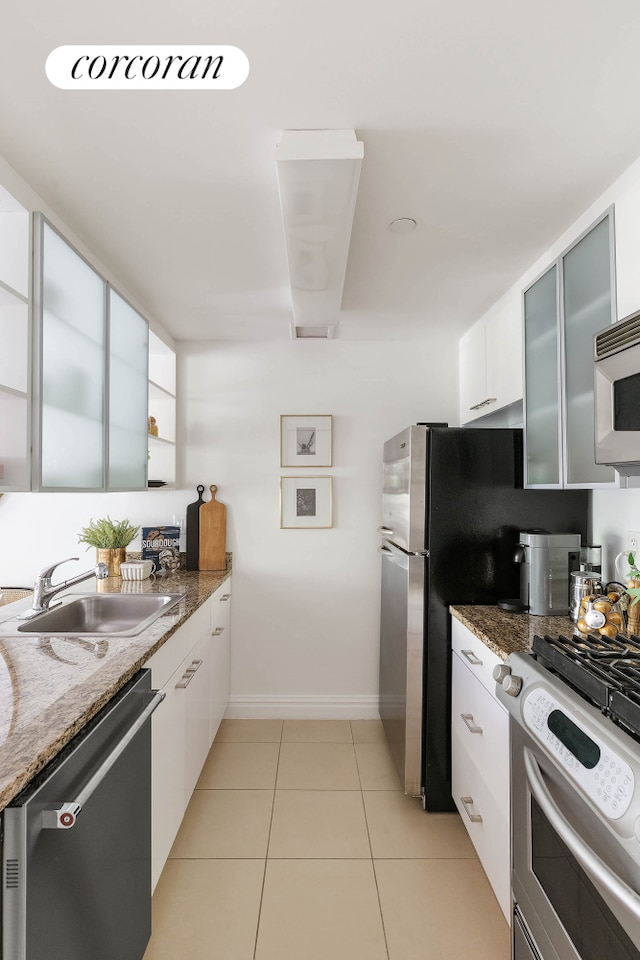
{"left": 461, "top": 713, "right": 483, "bottom": 734}
{"left": 176, "top": 673, "right": 194, "bottom": 689}
{"left": 211, "top": 626, "right": 225, "bottom": 636}
{"left": 460, "top": 796, "right": 483, "bottom": 823}
{"left": 186, "top": 659, "right": 203, "bottom": 674}
{"left": 461, "top": 649, "right": 483, "bottom": 666}
{"left": 220, "top": 594, "right": 231, "bottom": 602}
{"left": 469, "top": 397, "right": 497, "bottom": 411}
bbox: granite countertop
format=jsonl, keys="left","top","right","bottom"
{"left": 450, "top": 604, "right": 577, "bottom": 661}
{"left": 0, "top": 565, "right": 231, "bottom": 812}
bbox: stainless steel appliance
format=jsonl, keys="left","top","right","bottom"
{"left": 496, "top": 634, "right": 640, "bottom": 960}
{"left": 569, "top": 569, "right": 603, "bottom": 622}
{"left": 594, "top": 309, "right": 640, "bottom": 475}
{"left": 378, "top": 424, "right": 589, "bottom": 810}
{"left": 514, "top": 531, "right": 581, "bottom": 615}
{"left": 2, "top": 669, "right": 164, "bottom": 960}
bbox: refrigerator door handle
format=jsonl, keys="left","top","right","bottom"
{"left": 378, "top": 526, "right": 394, "bottom": 536}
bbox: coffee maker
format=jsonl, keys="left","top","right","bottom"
{"left": 514, "top": 531, "right": 582, "bottom": 615}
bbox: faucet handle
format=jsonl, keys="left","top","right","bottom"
{"left": 36, "top": 557, "right": 80, "bottom": 581}
{"left": 95, "top": 563, "right": 109, "bottom": 580}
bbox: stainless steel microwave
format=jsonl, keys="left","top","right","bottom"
{"left": 594, "top": 309, "right": 640, "bottom": 474}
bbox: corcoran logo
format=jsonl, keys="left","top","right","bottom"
{"left": 45, "top": 45, "right": 249, "bottom": 90}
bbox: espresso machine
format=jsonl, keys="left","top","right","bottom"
{"left": 514, "top": 530, "right": 582, "bottom": 615}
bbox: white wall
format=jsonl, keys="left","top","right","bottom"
{"left": 178, "top": 338, "right": 458, "bottom": 716}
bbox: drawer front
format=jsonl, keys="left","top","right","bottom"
{"left": 452, "top": 724, "right": 510, "bottom": 922}
{"left": 210, "top": 578, "right": 232, "bottom": 637}
{"left": 148, "top": 600, "right": 211, "bottom": 689}
{"left": 452, "top": 651, "right": 509, "bottom": 804}
{"left": 451, "top": 616, "right": 502, "bottom": 696}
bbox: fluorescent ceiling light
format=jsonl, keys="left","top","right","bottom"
{"left": 275, "top": 129, "right": 364, "bottom": 337}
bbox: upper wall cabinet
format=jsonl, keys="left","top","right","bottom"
{"left": 0, "top": 186, "right": 30, "bottom": 491}
{"left": 147, "top": 331, "right": 176, "bottom": 487}
{"left": 32, "top": 214, "right": 150, "bottom": 492}
{"left": 108, "top": 289, "right": 150, "bottom": 490}
{"left": 523, "top": 209, "right": 617, "bottom": 488}
{"left": 459, "top": 309, "right": 522, "bottom": 423}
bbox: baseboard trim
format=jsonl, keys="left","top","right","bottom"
{"left": 225, "top": 695, "right": 380, "bottom": 720}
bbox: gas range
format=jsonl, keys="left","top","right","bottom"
{"left": 531, "top": 632, "right": 640, "bottom": 742}
{"left": 497, "top": 633, "right": 640, "bottom": 960}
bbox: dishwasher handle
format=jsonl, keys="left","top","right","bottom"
{"left": 42, "top": 689, "right": 165, "bottom": 830}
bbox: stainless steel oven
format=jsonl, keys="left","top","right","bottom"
{"left": 594, "top": 310, "right": 640, "bottom": 475}
{"left": 497, "top": 650, "right": 640, "bottom": 960}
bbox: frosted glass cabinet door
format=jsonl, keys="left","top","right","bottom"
{"left": 108, "top": 290, "right": 148, "bottom": 490}
{"left": 524, "top": 265, "right": 560, "bottom": 486}
{"left": 39, "top": 220, "right": 106, "bottom": 489}
{"left": 562, "top": 215, "right": 616, "bottom": 486}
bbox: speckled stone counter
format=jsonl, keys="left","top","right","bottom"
{"left": 0, "top": 565, "right": 231, "bottom": 812}
{"left": 450, "top": 604, "right": 577, "bottom": 661}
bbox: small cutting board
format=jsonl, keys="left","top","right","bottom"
{"left": 185, "top": 484, "right": 205, "bottom": 571}
{"left": 199, "top": 484, "right": 227, "bottom": 571}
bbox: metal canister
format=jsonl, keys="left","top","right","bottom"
{"left": 570, "top": 570, "right": 603, "bottom": 623}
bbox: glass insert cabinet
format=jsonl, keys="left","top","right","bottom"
{"left": 33, "top": 215, "right": 149, "bottom": 491}
{"left": 523, "top": 208, "right": 617, "bottom": 489}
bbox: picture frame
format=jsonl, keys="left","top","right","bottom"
{"left": 280, "top": 415, "right": 332, "bottom": 467}
{"left": 280, "top": 476, "right": 333, "bottom": 529}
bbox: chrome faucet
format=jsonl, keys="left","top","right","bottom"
{"left": 22, "top": 557, "right": 110, "bottom": 618}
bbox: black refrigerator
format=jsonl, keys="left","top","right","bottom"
{"left": 378, "top": 424, "right": 589, "bottom": 811}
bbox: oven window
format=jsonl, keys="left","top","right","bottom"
{"left": 531, "top": 797, "right": 640, "bottom": 960}
{"left": 614, "top": 374, "right": 640, "bottom": 431}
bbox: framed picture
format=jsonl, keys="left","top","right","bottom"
{"left": 280, "top": 476, "right": 333, "bottom": 528}
{"left": 280, "top": 415, "right": 332, "bottom": 467}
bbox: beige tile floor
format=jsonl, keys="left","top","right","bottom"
{"left": 144, "top": 719, "right": 509, "bottom": 960}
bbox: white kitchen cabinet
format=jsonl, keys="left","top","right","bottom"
{"left": 459, "top": 309, "right": 522, "bottom": 424}
{"left": 148, "top": 581, "right": 232, "bottom": 890}
{"left": 451, "top": 617, "right": 510, "bottom": 922}
{"left": 147, "top": 329, "right": 176, "bottom": 487}
{"left": 523, "top": 209, "right": 617, "bottom": 488}
{"left": 0, "top": 186, "right": 30, "bottom": 493}
{"left": 210, "top": 579, "right": 232, "bottom": 743}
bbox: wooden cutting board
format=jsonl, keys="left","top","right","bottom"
{"left": 199, "top": 484, "right": 227, "bottom": 571}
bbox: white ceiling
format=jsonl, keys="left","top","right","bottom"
{"left": 2, "top": 0, "right": 640, "bottom": 342}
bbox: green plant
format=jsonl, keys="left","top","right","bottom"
{"left": 78, "top": 517, "right": 139, "bottom": 550}
{"left": 625, "top": 551, "right": 640, "bottom": 607}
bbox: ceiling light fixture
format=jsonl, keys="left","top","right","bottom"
{"left": 389, "top": 217, "right": 417, "bottom": 234}
{"left": 275, "top": 129, "right": 364, "bottom": 340}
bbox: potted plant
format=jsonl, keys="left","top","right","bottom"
{"left": 78, "top": 517, "right": 140, "bottom": 577}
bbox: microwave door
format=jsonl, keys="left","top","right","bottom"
{"left": 595, "top": 345, "right": 640, "bottom": 471}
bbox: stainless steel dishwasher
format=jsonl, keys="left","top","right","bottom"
{"left": 2, "top": 669, "right": 164, "bottom": 960}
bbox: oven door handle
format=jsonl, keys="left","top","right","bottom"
{"left": 524, "top": 748, "right": 640, "bottom": 921}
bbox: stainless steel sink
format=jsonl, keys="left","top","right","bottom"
{"left": 13, "top": 593, "right": 184, "bottom": 637}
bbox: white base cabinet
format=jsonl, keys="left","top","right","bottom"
{"left": 148, "top": 576, "right": 232, "bottom": 890}
{"left": 210, "top": 583, "right": 232, "bottom": 741}
{"left": 451, "top": 618, "right": 510, "bottom": 922}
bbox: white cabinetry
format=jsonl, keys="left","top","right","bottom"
{"left": 147, "top": 330, "right": 176, "bottom": 487}
{"left": 148, "top": 578, "right": 232, "bottom": 890}
{"left": 210, "top": 581, "right": 232, "bottom": 742}
{"left": 459, "top": 310, "right": 522, "bottom": 424}
{"left": 0, "top": 186, "right": 30, "bottom": 492}
{"left": 451, "top": 617, "right": 510, "bottom": 922}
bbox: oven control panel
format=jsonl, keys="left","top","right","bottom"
{"left": 523, "top": 688, "right": 634, "bottom": 820}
